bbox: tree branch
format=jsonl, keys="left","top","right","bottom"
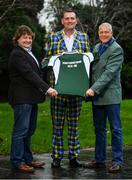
{"left": 0, "top": 0, "right": 17, "bottom": 22}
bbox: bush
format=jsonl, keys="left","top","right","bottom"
{"left": 121, "top": 63, "right": 132, "bottom": 99}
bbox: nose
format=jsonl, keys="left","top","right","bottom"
{"left": 68, "top": 19, "right": 72, "bottom": 23}
{"left": 101, "top": 32, "right": 106, "bottom": 36}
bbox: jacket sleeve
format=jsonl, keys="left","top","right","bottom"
{"left": 11, "top": 52, "right": 50, "bottom": 94}
{"left": 46, "top": 33, "right": 54, "bottom": 57}
{"left": 85, "top": 33, "right": 91, "bottom": 52}
{"left": 91, "top": 46, "right": 123, "bottom": 95}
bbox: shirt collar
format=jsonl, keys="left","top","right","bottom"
{"left": 62, "top": 29, "right": 76, "bottom": 37}
{"left": 23, "top": 47, "right": 32, "bottom": 52}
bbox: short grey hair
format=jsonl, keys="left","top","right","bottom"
{"left": 98, "top": 22, "right": 113, "bottom": 32}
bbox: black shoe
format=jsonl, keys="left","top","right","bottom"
{"left": 83, "top": 160, "right": 106, "bottom": 169}
{"left": 51, "top": 158, "right": 61, "bottom": 168}
{"left": 69, "top": 158, "right": 82, "bottom": 167}
{"left": 108, "top": 164, "right": 122, "bottom": 173}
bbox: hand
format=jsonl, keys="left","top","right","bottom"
{"left": 47, "top": 87, "right": 58, "bottom": 97}
{"left": 86, "top": 88, "right": 95, "bottom": 97}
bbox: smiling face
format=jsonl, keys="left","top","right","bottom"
{"left": 61, "top": 12, "right": 77, "bottom": 31}
{"left": 17, "top": 34, "right": 32, "bottom": 49}
{"left": 98, "top": 25, "right": 113, "bottom": 44}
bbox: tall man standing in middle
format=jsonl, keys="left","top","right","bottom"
{"left": 46, "top": 9, "right": 90, "bottom": 168}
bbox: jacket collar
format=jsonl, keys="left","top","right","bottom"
{"left": 59, "top": 30, "right": 80, "bottom": 52}
{"left": 98, "top": 37, "right": 115, "bottom": 55}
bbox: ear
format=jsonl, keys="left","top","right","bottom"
{"left": 61, "top": 18, "right": 64, "bottom": 25}
{"left": 76, "top": 18, "right": 79, "bottom": 25}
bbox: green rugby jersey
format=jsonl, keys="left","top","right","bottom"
{"left": 43, "top": 52, "right": 94, "bottom": 96}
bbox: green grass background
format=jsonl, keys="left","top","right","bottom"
{"left": 0, "top": 99, "right": 131, "bottom": 155}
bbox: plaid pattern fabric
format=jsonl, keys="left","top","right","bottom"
{"left": 47, "top": 30, "right": 90, "bottom": 159}
{"left": 47, "top": 30, "right": 90, "bottom": 56}
{"left": 47, "top": 30, "right": 90, "bottom": 86}
{"left": 51, "top": 95, "right": 82, "bottom": 159}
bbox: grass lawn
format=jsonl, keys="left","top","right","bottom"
{"left": 0, "top": 99, "right": 132, "bottom": 155}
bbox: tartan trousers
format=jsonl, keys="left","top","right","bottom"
{"left": 50, "top": 94, "right": 82, "bottom": 160}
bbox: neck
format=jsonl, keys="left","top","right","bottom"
{"left": 64, "top": 29, "right": 74, "bottom": 37}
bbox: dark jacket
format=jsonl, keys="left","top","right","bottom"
{"left": 8, "top": 46, "right": 50, "bottom": 105}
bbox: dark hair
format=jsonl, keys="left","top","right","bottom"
{"left": 61, "top": 9, "right": 77, "bottom": 19}
{"left": 12, "top": 25, "right": 35, "bottom": 46}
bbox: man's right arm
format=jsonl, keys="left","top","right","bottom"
{"left": 46, "top": 33, "right": 54, "bottom": 57}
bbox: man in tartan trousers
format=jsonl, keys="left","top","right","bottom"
{"left": 46, "top": 9, "right": 90, "bottom": 168}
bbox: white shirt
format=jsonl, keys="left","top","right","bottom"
{"left": 24, "top": 47, "right": 39, "bottom": 67}
{"left": 63, "top": 31, "right": 75, "bottom": 52}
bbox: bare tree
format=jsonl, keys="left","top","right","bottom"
{"left": 98, "top": 0, "right": 132, "bottom": 42}
{"left": 39, "top": 0, "right": 80, "bottom": 32}
{"left": 0, "top": 0, "right": 17, "bottom": 22}
{"left": 74, "top": 0, "right": 132, "bottom": 45}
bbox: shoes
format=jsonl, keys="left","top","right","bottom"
{"left": 31, "top": 160, "right": 45, "bottom": 168}
{"left": 69, "top": 157, "right": 82, "bottom": 167}
{"left": 16, "top": 164, "right": 34, "bottom": 172}
{"left": 108, "top": 164, "right": 122, "bottom": 173}
{"left": 51, "top": 158, "right": 61, "bottom": 168}
{"left": 84, "top": 160, "right": 106, "bottom": 169}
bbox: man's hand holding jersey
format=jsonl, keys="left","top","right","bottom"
{"left": 47, "top": 87, "right": 58, "bottom": 97}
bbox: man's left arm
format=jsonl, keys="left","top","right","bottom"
{"left": 84, "top": 33, "right": 90, "bottom": 52}
{"left": 90, "top": 47, "right": 123, "bottom": 95}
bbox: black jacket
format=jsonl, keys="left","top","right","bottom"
{"left": 8, "top": 46, "right": 49, "bottom": 105}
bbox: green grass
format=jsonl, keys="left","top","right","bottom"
{"left": 0, "top": 99, "right": 132, "bottom": 155}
